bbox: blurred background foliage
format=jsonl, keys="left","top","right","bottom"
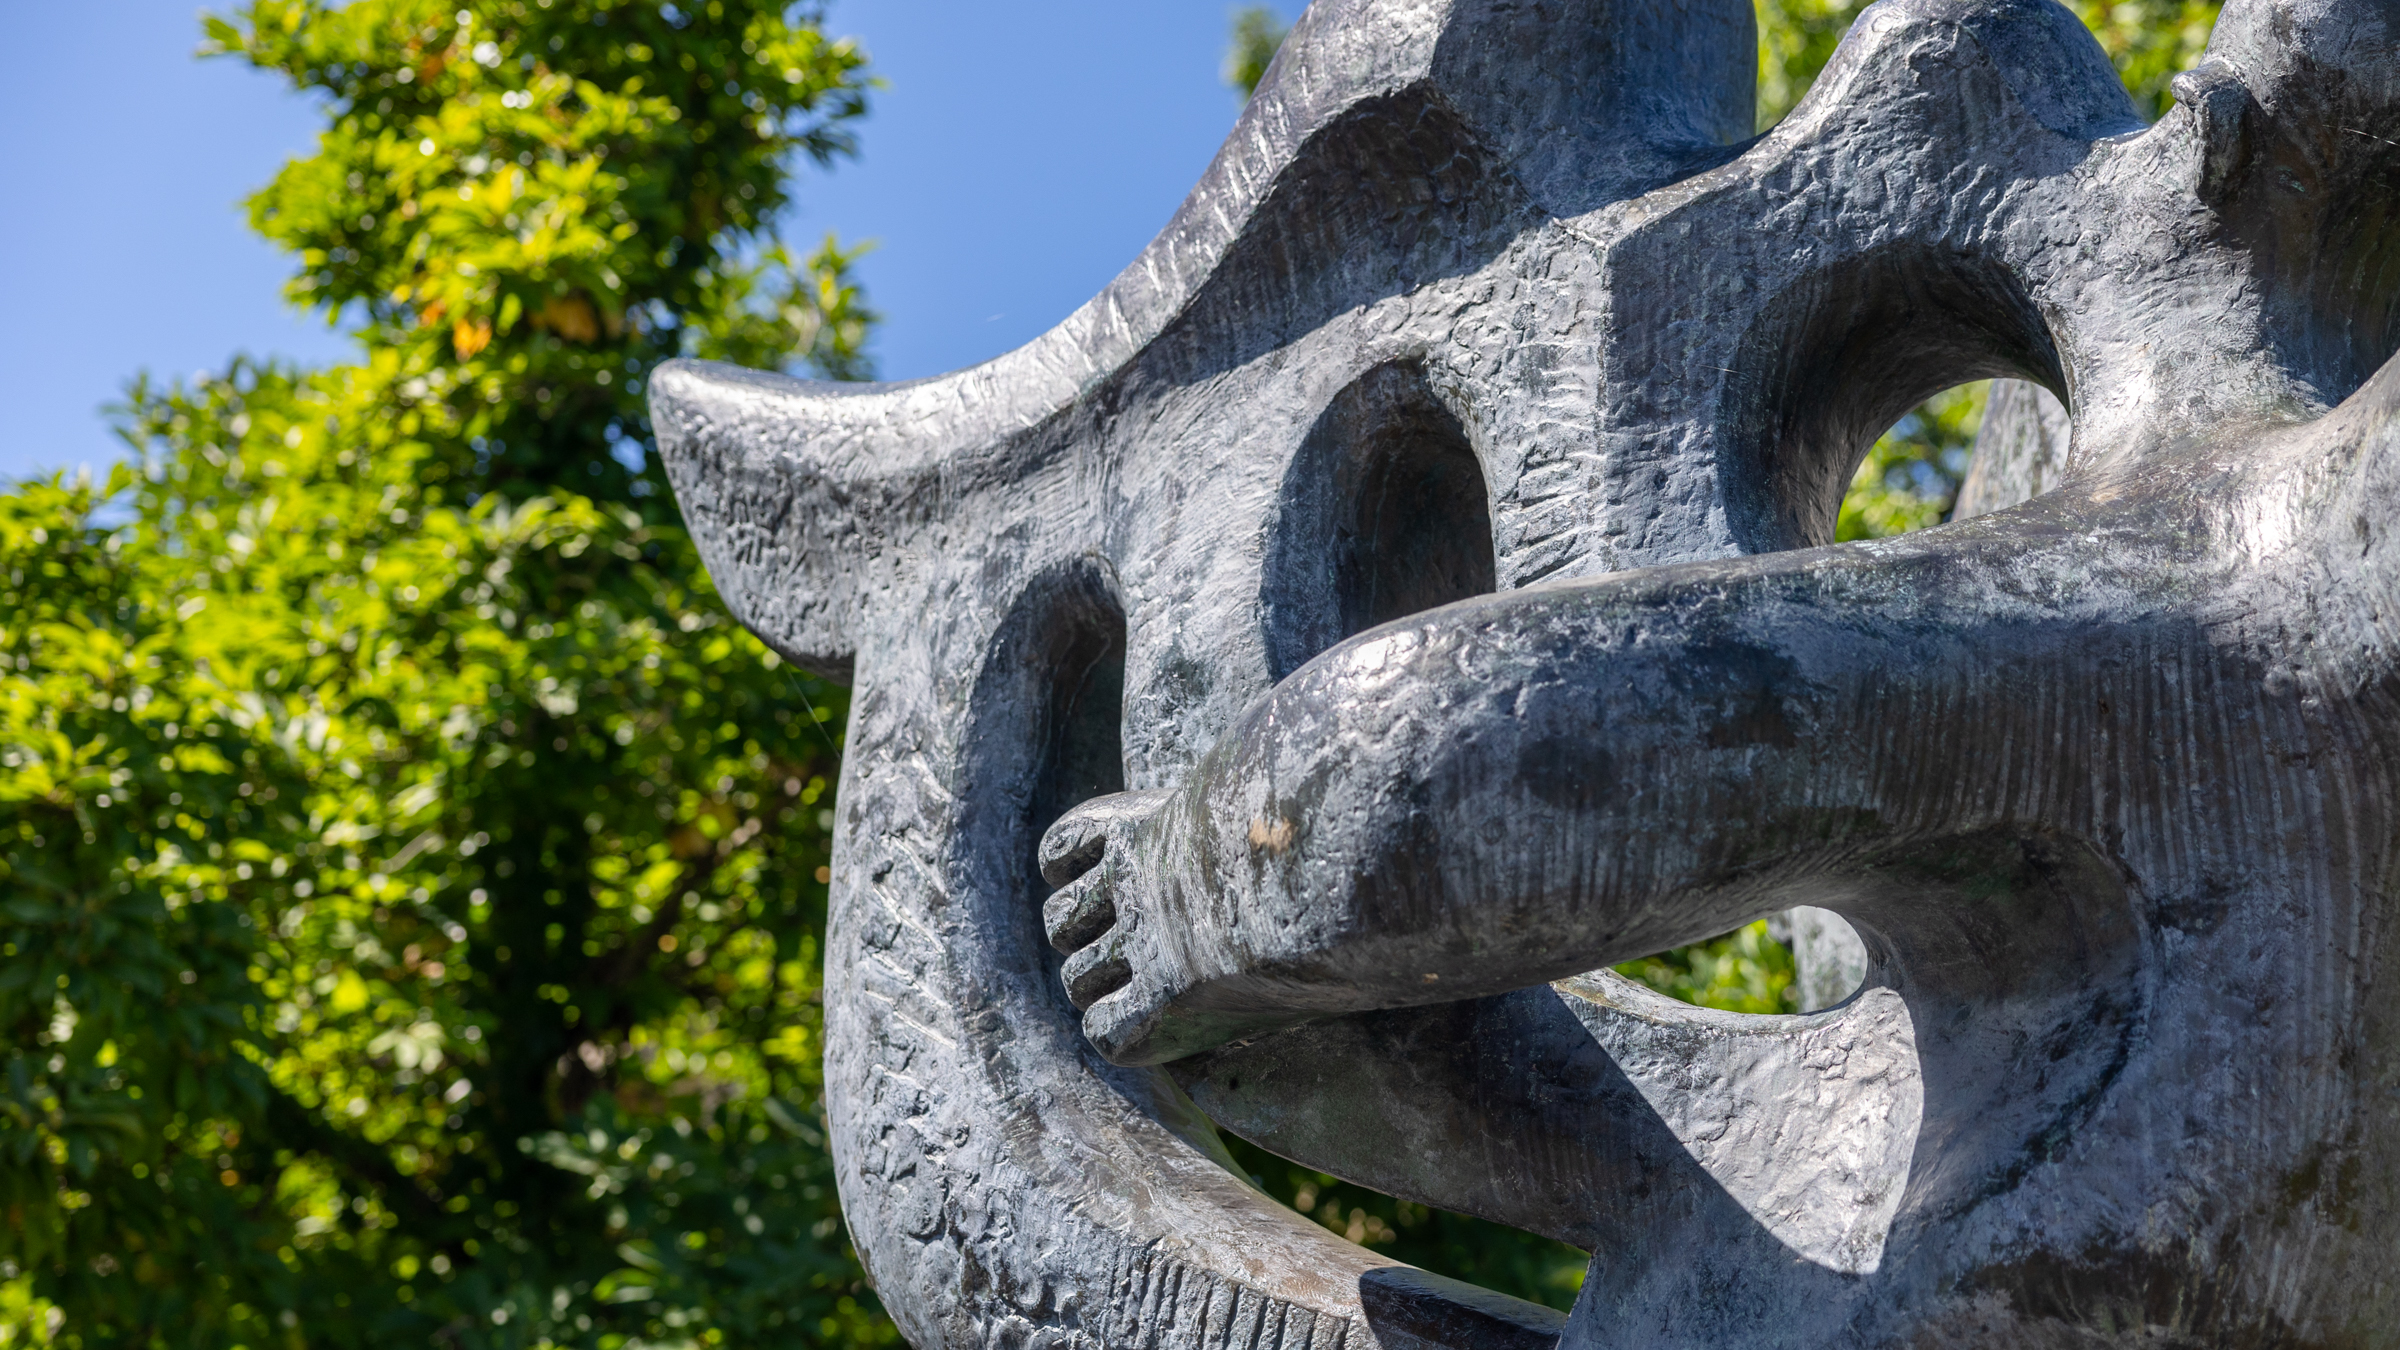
{"left": 1224, "top": 6, "right": 1290, "bottom": 100}
{"left": 3, "top": 0, "right": 2216, "bottom": 1342}
{"left": 4, "top": 2, "right": 886, "bottom": 1347}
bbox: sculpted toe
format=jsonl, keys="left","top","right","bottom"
{"left": 1044, "top": 872, "right": 1118, "bottom": 955}
{"left": 1038, "top": 790, "right": 1170, "bottom": 886}
{"left": 1061, "top": 930, "right": 1131, "bottom": 1010}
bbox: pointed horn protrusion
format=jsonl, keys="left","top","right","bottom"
{"left": 653, "top": 0, "right": 1762, "bottom": 681}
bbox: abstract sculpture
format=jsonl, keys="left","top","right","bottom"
{"left": 649, "top": 0, "right": 2400, "bottom": 1343}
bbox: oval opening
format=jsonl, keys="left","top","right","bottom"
{"left": 1613, "top": 908, "right": 1874, "bottom": 1014}
{"left": 1264, "top": 361, "right": 1497, "bottom": 680}
{"left": 1717, "top": 244, "right": 2067, "bottom": 553}
{"left": 1029, "top": 593, "right": 1127, "bottom": 855}
{"left": 1023, "top": 571, "right": 1129, "bottom": 993}
{"left": 1834, "top": 378, "right": 2078, "bottom": 538}
{"left": 956, "top": 563, "right": 1129, "bottom": 1003}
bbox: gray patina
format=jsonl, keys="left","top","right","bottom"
{"left": 649, "top": 0, "right": 2400, "bottom": 1343}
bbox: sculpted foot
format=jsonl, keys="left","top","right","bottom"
{"left": 1038, "top": 790, "right": 1195, "bottom": 1063}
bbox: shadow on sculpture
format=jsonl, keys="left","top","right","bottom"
{"left": 1179, "top": 828, "right": 2146, "bottom": 1337}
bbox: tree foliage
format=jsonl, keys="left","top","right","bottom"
{"left": 1225, "top": 7, "right": 1290, "bottom": 100}
{"left": 215, "top": 0, "right": 875, "bottom": 502}
{"left": 2, "top": 2, "right": 887, "bottom": 1346}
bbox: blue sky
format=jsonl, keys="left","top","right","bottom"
{"left": 0, "top": 1, "right": 1291, "bottom": 481}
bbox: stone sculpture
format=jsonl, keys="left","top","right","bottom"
{"left": 648, "top": 0, "right": 2400, "bottom": 1343}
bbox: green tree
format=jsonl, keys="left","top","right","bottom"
{"left": 1, "top": 2, "right": 893, "bottom": 1346}
{"left": 1226, "top": 6, "right": 1289, "bottom": 99}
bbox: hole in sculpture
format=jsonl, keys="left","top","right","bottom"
{"left": 969, "top": 562, "right": 1128, "bottom": 996}
{"left": 1624, "top": 374, "right": 2017, "bottom": 1015}
{"left": 1618, "top": 385, "right": 2003, "bottom": 1019}
{"left": 1018, "top": 573, "right": 1128, "bottom": 990}
{"left": 1027, "top": 587, "right": 1128, "bottom": 861}
{"left": 1832, "top": 376, "right": 2080, "bottom": 539}
{"left": 1832, "top": 381, "right": 1990, "bottom": 540}
{"left": 1248, "top": 366, "right": 1597, "bottom": 1303}
{"left": 1264, "top": 361, "right": 1497, "bottom": 680}
{"left": 1613, "top": 918, "right": 1806, "bottom": 1015}
{"left": 1719, "top": 243, "right": 2067, "bottom": 554}
{"left": 1651, "top": 379, "right": 2058, "bottom": 1013}
{"left": 1611, "top": 909, "right": 1873, "bottom": 1014}
{"left": 1657, "top": 248, "right": 2072, "bottom": 1013}
{"left": 1028, "top": 590, "right": 1129, "bottom": 1016}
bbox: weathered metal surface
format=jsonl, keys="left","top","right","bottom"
{"left": 651, "top": 0, "right": 2400, "bottom": 1343}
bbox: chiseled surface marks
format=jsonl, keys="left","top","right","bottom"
{"left": 651, "top": 0, "right": 2400, "bottom": 1345}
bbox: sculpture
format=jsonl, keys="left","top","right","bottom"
{"left": 648, "top": 0, "right": 2400, "bottom": 1343}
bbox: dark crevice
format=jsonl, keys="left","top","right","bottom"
{"left": 1266, "top": 360, "right": 1499, "bottom": 681}
{"left": 1028, "top": 591, "right": 1128, "bottom": 870}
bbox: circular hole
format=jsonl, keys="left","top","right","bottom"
{"left": 1716, "top": 243, "right": 2065, "bottom": 553}
{"left": 1264, "top": 361, "right": 1496, "bottom": 680}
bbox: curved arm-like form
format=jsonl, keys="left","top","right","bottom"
{"left": 1043, "top": 408, "right": 2343, "bottom": 1065}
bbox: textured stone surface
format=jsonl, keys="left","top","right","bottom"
{"left": 651, "top": 0, "right": 2400, "bottom": 1343}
